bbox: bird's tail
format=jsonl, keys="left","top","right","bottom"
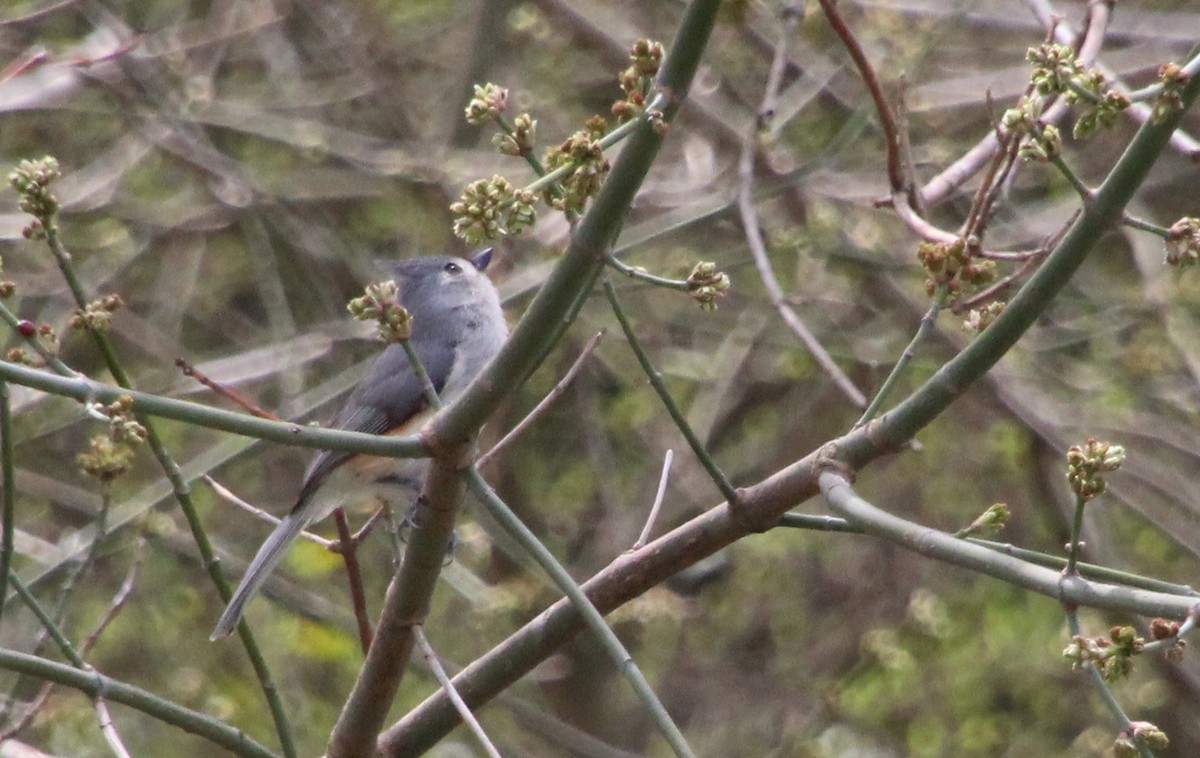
{"left": 210, "top": 513, "right": 308, "bottom": 640}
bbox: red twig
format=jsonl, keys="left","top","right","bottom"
{"left": 175, "top": 358, "right": 279, "bottom": 420}
{"left": 816, "top": 0, "right": 907, "bottom": 198}
{"left": 334, "top": 508, "right": 373, "bottom": 654}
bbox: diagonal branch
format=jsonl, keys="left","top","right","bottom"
{"left": 375, "top": 51, "right": 1200, "bottom": 753}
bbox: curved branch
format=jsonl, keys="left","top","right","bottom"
{"left": 0, "top": 648, "right": 275, "bottom": 758}
{"left": 818, "top": 472, "right": 1196, "bottom": 617}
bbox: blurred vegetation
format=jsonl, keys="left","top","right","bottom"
{"left": 0, "top": 0, "right": 1198, "bottom": 756}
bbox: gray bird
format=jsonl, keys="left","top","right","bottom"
{"left": 211, "top": 249, "right": 507, "bottom": 639}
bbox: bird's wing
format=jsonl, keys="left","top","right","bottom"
{"left": 292, "top": 338, "right": 456, "bottom": 509}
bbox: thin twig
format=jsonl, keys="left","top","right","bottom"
{"left": 463, "top": 467, "right": 697, "bottom": 758}
{"left": 477, "top": 330, "right": 604, "bottom": 469}
{"left": 401, "top": 341, "right": 442, "bottom": 409}
{"left": 605, "top": 256, "right": 690, "bottom": 291}
{"left": 0, "top": 46, "right": 51, "bottom": 86}
{"left": 960, "top": 104, "right": 1017, "bottom": 239}
{"left": 0, "top": 300, "right": 76, "bottom": 375}
{"left": 207, "top": 474, "right": 373, "bottom": 651}
{"left": 350, "top": 506, "right": 388, "bottom": 545}
{"left": 1064, "top": 609, "right": 1153, "bottom": 758}
{"left": 910, "top": 0, "right": 1115, "bottom": 211}
{"left": 738, "top": 1, "right": 866, "bottom": 409}
{"left": 94, "top": 691, "right": 134, "bottom": 758}
{"left": 953, "top": 251, "right": 1045, "bottom": 313}
{"left": 1065, "top": 491, "right": 1088, "bottom": 576}
{"left": 0, "top": 382, "right": 13, "bottom": 628}
{"left": 976, "top": 248, "right": 1047, "bottom": 262}
{"left": 1043, "top": 142, "right": 1094, "bottom": 200}
{"left": 175, "top": 358, "right": 279, "bottom": 420}
{"left": 0, "top": 647, "right": 277, "bottom": 758}
{"left": 603, "top": 277, "right": 740, "bottom": 506}
{"left": 1122, "top": 213, "right": 1172, "bottom": 238}
{"left": 815, "top": 0, "right": 905, "bottom": 196}
{"left": 854, "top": 285, "right": 950, "bottom": 429}
{"left": 81, "top": 537, "right": 146, "bottom": 653}
{"left": 633, "top": 450, "right": 673, "bottom": 550}
{"left": 967, "top": 538, "right": 1198, "bottom": 597}
{"left": 38, "top": 212, "right": 297, "bottom": 756}
{"left": 776, "top": 512, "right": 860, "bottom": 533}
{"left": 202, "top": 476, "right": 333, "bottom": 548}
{"left": 414, "top": 626, "right": 502, "bottom": 758}
{"left": 334, "top": 508, "right": 373, "bottom": 654}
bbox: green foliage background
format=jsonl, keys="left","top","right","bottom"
{"left": 0, "top": 0, "right": 1198, "bottom": 756}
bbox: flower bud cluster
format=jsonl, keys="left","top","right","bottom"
{"left": 686, "top": 261, "right": 731, "bottom": 311}
{"left": 613, "top": 39, "right": 664, "bottom": 124}
{"left": 1151, "top": 62, "right": 1190, "bottom": 124}
{"left": 450, "top": 175, "right": 538, "bottom": 244}
{"left": 70, "top": 294, "right": 125, "bottom": 333}
{"left": 1113, "top": 722, "right": 1169, "bottom": 757}
{"left": 1165, "top": 217, "right": 1200, "bottom": 268}
{"left": 1066, "top": 438, "right": 1125, "bottom": 500}
{"left": 916, "top": 239, "right": 996, "bottom": 300}
{"left": 78, "top": 396, "right": 148, "bottom": 482}
{"left": 543, "top": 118, "right": 611, "bottom": 214}
{"left": 348, "top": 280, "right": 412, "bottom": 343}
{"left": 1063, "top": 626, "right": 1143, "bottom": 682}
{"left": 1024, "top": 43, "right": 1128, "bottom": 139}
{"left": 464, "top": 83, "right": 508, "bottom": 125}
{"left": 8, "top": 156, "right": 61, "bottom": 239}
{"left": 493, "top": 113, "right": 537, "bottom": 157}
{"left": 962, "top": 301, "right": 1006, "bottom": 334}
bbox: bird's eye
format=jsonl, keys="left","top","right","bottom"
{"left": 443, "top": 261, "right": 462, "bottom": 274}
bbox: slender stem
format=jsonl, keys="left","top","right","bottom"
{"left": 477, "top": 330, "right": 603, "bottom": 469}
{"left": 464, "top": 467, "right": 696, "bottom": 758}
{"left": 8, "top": 572, "right": 85, "bottom": 667}
{"left": 633, "top": 450, "right": 673, "bottom": 549}
{"left": 0, "top": 300, "right": 75, "bottom": 375}
{"left": 854, "top": 285, "right": 949, "bottom": 429}
{"left": 818, "top": 471, "right": 1194, "bottom": 619}
{"left": 39, "top": 223, "right": 298, "bottom": 758}
{"left": 603, "top": 277, "right": 739, "bottom": 505}
{"left": 1064, "top": 610, "right": 1154, "bottom": 758}
{"left": 0, "top": 359, "right": 426, "bottom": 459}
{"left": 1045, "top": 146, "right": 1093, "bottom": 200}
{"left": 605, "top": 255, "right": 690, "bottom": 291}
{"left": 1121, "top": 213, "right": 1172, "bottom": 238}
{"left": 0, "top": 647, "right": 277, "bottom": 758}
{"left": 414, "top": 627, "right": 502, "bottom": 758}
{"left": 967, "top": 538, "right": 1198, "bottom": 597}
{"left": 402, "top": 341, "right": 442, "bottom": 409}
{"left": 1065, "top": 493, "right": 1088, "bottom": 575}
{"left": 0, "top": 382, "right": 13, "bottom": 628}
{"left": 776, "top": 513, "right": 860, "bottom": 533}
{"left": 95, "top": 695, "right": 134, "bottom": 758}
{"left": 334, "top": 508, "right": 373, "bottom": 654}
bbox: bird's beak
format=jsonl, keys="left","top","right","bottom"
{"left": 472, "top": 247, "right": 494, "bottom": 272}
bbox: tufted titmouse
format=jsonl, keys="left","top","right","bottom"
{"left": 211, "top": 249, "right": 507, "bottom": 640}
